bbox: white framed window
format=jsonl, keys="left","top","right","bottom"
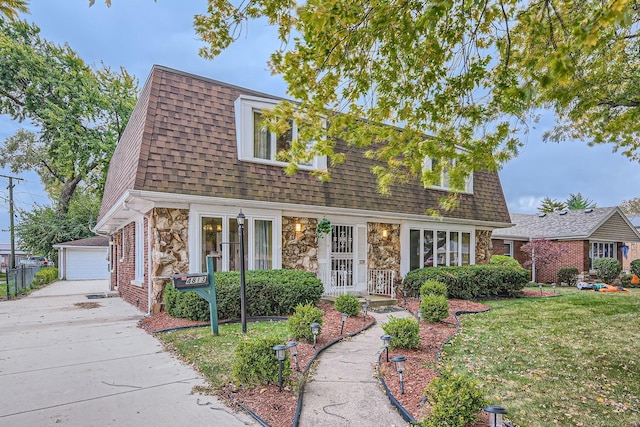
{"left": 422, "top": 155, "right": 473, "bottom": 193}
{"left": 134, "top": 218, "right": 144, "bottom": 283}
{"left": 409, "top": 227, "right": 473, "bottom": 270}
{"left": 197, "top": 212, "right": 277, "bottom": 273}
{"left": 235, "top": 95, "right": 327, "bottom": 170}
{"left": 590, "top": 241, "right": 616, "bottom": 269}
{"left": 504, "top": 240, "right": 514, "bottom": 257}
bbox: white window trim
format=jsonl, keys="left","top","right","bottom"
{"left": 422, "top": 155, "right": 473, "bottom": 194}
{"left": 234, "top": 95, "right": 327, "bottom": 170}
{"left": 589, "top": 240, "right": 617, "bottom": 271}
{"left": 401, "top": 222, "right": 476, "bottom": 276}
{"left": 188, "top": 206, "right": 282, "bottom": 273}
{"left": 504, "top": 240, "right": 514, "bottom": 257}
{"left": 133, "top": 217, "right": 144, "bottom": 286}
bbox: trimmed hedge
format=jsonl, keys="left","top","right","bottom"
{"left": 33, "top": 267, "right": 58, "bottom": 286}
{"left": 403, "top": 265, "right": 529, "bottom": 300}
{"left": 164, "top": 269, "right": 324, "bottom": 321}
{"left": 593, "top": 257, "right": 621, "bottom": 283}
{"left": 233, "top": 335, "right": 291, "bottom": 387}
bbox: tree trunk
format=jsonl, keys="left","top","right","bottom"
{"left": 57, "top": 174, "right": 83, "bottom": 214}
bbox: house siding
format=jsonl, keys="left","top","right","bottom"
{"left": 115, "top": 221, "right": 149, "bottom": 313}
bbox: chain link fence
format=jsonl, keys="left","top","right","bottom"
{"left": 4, "top": 266, "right": 42, "bottom": 299}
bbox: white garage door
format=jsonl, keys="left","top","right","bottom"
{"left": 66, "top": 248, "right": 109, "bottom": 280}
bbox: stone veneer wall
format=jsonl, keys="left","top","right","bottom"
{"left": 368, "top": 223, "right": 401, "bottom": 283}
{"left": 282, "top": 216, "right": 319, "bottom": 272}
{"left": 475, "top": 230, "right": 492, "bottom": 264}
{"left": 150, "top": 208, "right": 189, "bottom": 313}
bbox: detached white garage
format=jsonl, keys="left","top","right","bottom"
{"left": 54, "top": 236, "right": 109, "bottom": 280}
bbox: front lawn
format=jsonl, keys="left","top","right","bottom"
{"left": 442, "top": 288, "right": 640, "bottom": 427}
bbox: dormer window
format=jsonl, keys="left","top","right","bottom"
{"left": 422, "top": 155, "right": 473, "bottom": 193}
{"left": 235, "top": 95, "right": 326, "bottom": 170}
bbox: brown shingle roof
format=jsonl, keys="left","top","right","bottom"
{"left": 98, "top": 65, "right": 510, "bottom": 224}
{"left": 54, "top": 236, "right": 109, "bottom": 247}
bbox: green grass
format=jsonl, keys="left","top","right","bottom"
{"left": 442, "top": 288, "right": 640, "bottom": 427}
{"left": 158, "top": 320, "right": 289, "bottom": 388}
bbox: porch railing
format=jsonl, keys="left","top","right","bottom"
{"left": 318, "top": 268, "right": 396, "bottom": 297}
{"left": 317, "top": 268, "right": 354, "bottom": 297}
{"left": 367, "top": 269, "right": 396, "bottom": 297}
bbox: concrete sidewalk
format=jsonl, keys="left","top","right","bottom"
{"left": 0, "top": 280, "right": 256, "bottom": 427}
{"left": 298, "top": 309, "right": 413, "bottom": 427}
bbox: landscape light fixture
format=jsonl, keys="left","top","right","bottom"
{"left": 538, "top": 282, "right": 543, "bottom": 296}
{"left": 484, "top": 405, "right": 508, "bottom": 427}
{"left": 417, "top": 309, "right": 422, "bottom": 322}
{"left": 273, "top": 344, "right": 287, "bottom": 392}
{"left": 361, "top": 302, "right": 369, "bottom": 322}
{"left": 552, "top": 282, "right": 556, "bottom": 293}
{"left": 382, "top": 228, "right": 388, "bottom": 239}
{"left": 237, "top": 210, "right": 247, "bottom": 333}
{"left": 340, "top": 312, "right": 348, "bottom": 335}
{"left": 310, "top": 322, "right": 320, "bottom": 348}
{"left": 391, "top": 355, "right": 407, "bottom": 394}
{"left": 380, "top": 334, "right": 392, "bottom": 362}
{"left": 402, "top": 289, "right": 407, "bottom": 304}
{"left": 286, "top": 341, "right": 300, "bottom": 372}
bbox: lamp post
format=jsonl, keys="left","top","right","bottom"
{"left": 340, "top": 312, "right": 348, "bottom": 335}
{"left": 484, "top": 405, "right": 508, "bottom": 427}
{"left": 286, "top": 341, "right": 300, "bottom": 372}
{"left": 310, "top": 322, "right": 320, "bottom": 348}
{"left": 380, "top": 334, "right": 391, "bottom": 362}
{"left": 273, "top": 344, "right": 287, "bottom": 392}
{"left": 391, "top": 355, "right": 407, "bottom": 394}
{"left": 238, "top": 210, "right": 247, "bottom": 333}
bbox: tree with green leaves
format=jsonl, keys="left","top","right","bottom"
{"left": 0, "top": 19, "right": 138, "bottom": 214}
{"left": 565, "top": 193, "right": 596, "bottom": 210}
{"left": 538, "top": 197, "right": 566, "bottom": 213}
{"left": 0, "top": 0, "right": 28, "bottom": 20}
{"left": 15, "top": 189, "right": 101, "bottom": 259}
{"left": 192, "top": 0, "right": 640, "bottom": 201}
{"left": 620, "top": 197, "right": 640, "bottom": 215}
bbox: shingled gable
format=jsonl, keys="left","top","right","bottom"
{"left": 492, "top": 207, "right": 640, "bottom": 242}
{"left": 97, "top": 65, "right": 510, "bottom": 230}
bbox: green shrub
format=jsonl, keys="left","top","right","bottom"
{"left": 422, "top": 369, "right": 487, "bottom": 427}
{"left": 621, "top": 273, "right": 634, "bottom": 287}
{"left": 420, "top": 280, "right": 448, "bottom": 297}
{"left": 489, "top": 255, "right": 521, "bottom": 268}
{"left": 164, "top": 283, "right": 209, "bottom": 321}
{"left": 404, "top": 265, "right": 528, "bottom": 300}
{"left": 287, "top": 303, "right": 324, "bottom": 342}
{"left": 164, "top": 269, "right": 324, "bottom": 321}
{"left": 334, "top": 293, "right": 360, "bottom": 316}
{"left": 33, "top": 267, "right": 58, "bottom": 286}
{"left": 381, "top": 316, "right": 420, "bottom": 349}
{"left": 232, "top": 335, "right": 291, "bottom": 387}
{"left": 420, "top": 294, "right": 449, "bottom": 323}
{"left": 630, "top": 259, "right": 640, "bottom": 277}
{"left": 593, "top": 257, "right": 622, "bottom": 283}
{"left": 557, "top": 267, "right": 579, "bottom": 287}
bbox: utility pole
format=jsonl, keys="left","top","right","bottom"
{"left": 1, "top": 174, "right": 23, "bottom": 270}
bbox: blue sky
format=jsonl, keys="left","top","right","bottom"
{"left": 1, "top": 0, "right": 639, "bottom": 244}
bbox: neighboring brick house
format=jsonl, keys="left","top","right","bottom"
{"left": 492, "top": 207, "right": 640, "bottom": 283}
{"left": 94, "top": 65, "right": 512, "bottom": 314}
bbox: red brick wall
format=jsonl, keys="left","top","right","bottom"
{"left": 113, "top": 221, "right": 149, "bottom": 312}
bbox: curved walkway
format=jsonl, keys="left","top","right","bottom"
{"left": 298, "top": 310, "right": 413, "bottom": 427}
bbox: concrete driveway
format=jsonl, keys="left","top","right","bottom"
{"left": 0, "top": 280, "right": 256, "bottom": 427}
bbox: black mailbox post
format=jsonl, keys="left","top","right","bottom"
{"left": 170, "top": 255, "right": 219, "bottom": 334}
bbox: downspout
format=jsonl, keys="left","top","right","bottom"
{"left": 147, "top": 214, "right": 152, "bottom": 315}
{"left": 531, "top": 239, "right": 536, "bottom": 283}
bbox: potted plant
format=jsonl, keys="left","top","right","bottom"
{"left": 316, "top": 218, "right": 332, "bottom": 238}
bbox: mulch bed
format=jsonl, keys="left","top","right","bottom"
{"left": 140, "top": 290, "right": 557, "bottom": 426}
